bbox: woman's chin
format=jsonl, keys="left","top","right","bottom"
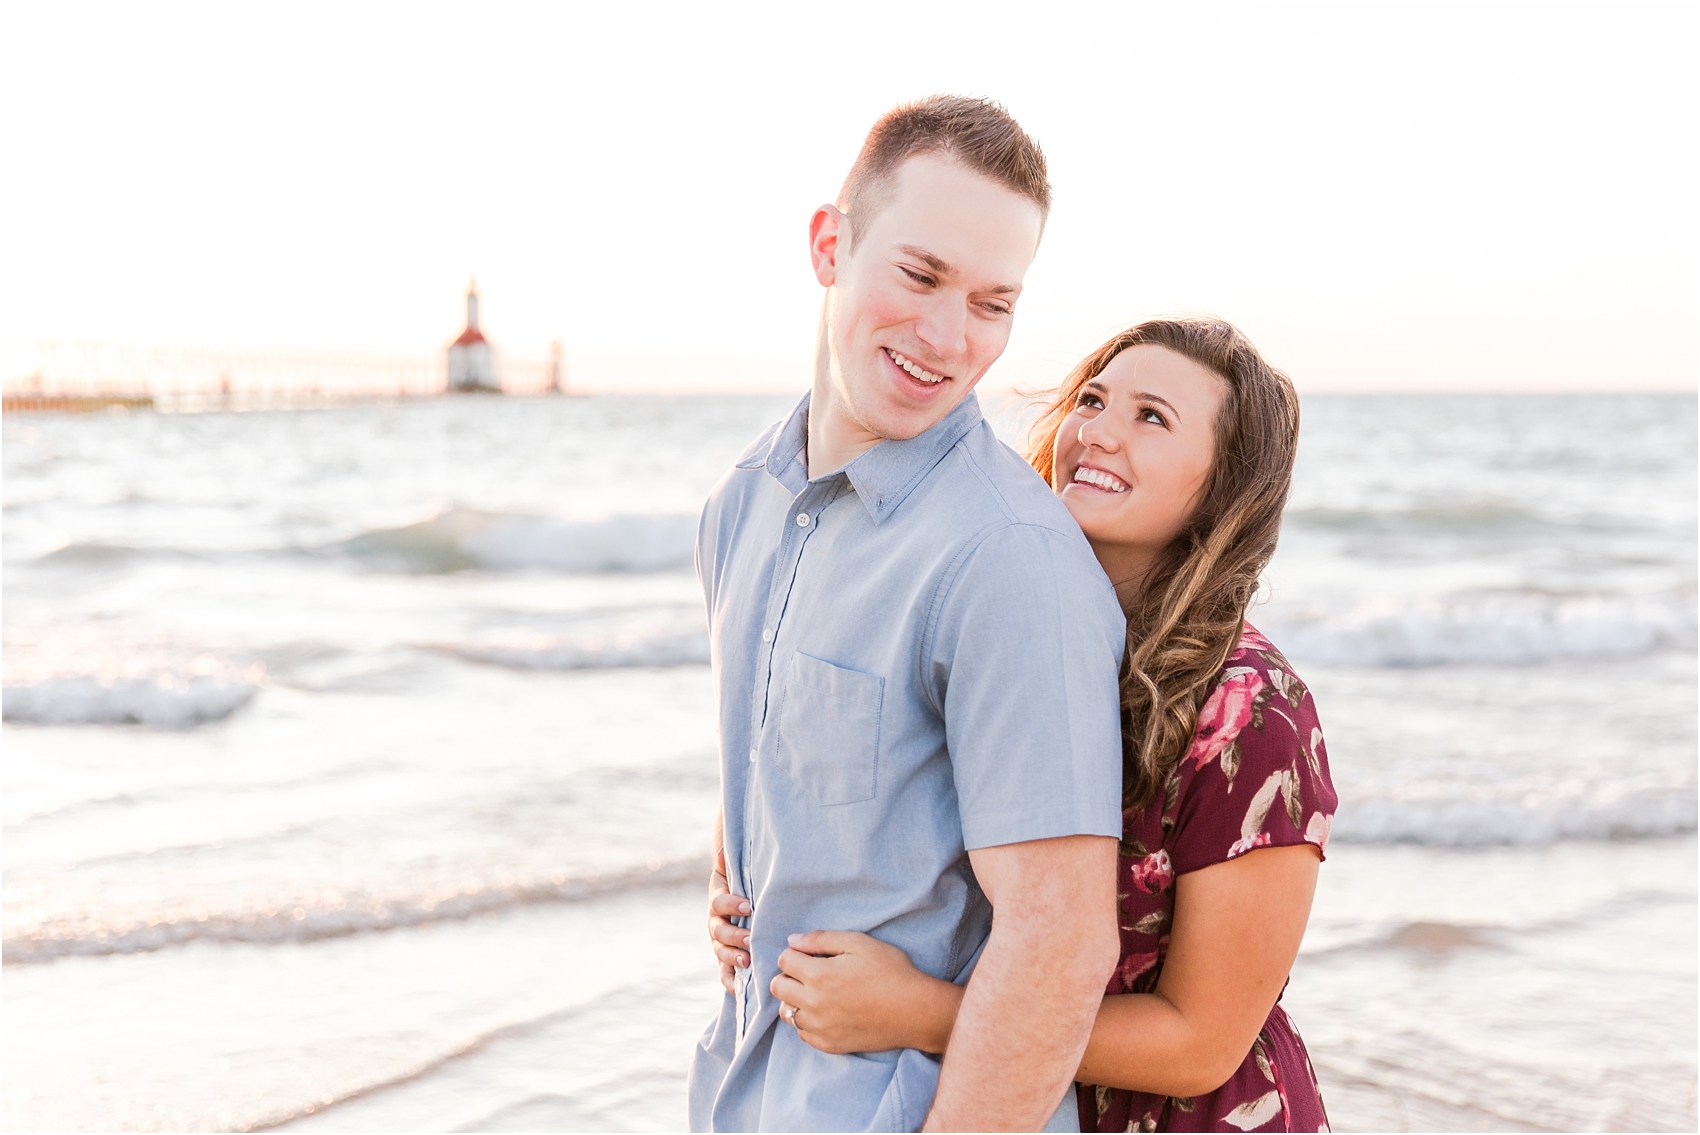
{"left": 1059, "top": 494, "right": 1121, "bottom": 545}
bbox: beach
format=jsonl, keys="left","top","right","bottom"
{"left": 4, "top": 392, "right": 1695, "bottom": 1132}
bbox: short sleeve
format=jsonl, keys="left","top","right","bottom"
{"left": 1167, "top": 636, "right": 1338, "bottom": 876}
{"left": 926, "top": 523, "right": 1126, "bottom": 850}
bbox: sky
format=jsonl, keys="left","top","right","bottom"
{"left": 2, "top": 1, "right": 1695, "bottom": 393}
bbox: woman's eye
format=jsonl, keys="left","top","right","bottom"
{"left": 1141, "top": 408, "right": 1168, "bottom": 427}
{"left": 1076, "top": 394, "right": 1103, "bottom": 410}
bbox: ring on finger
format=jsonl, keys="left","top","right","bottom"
{"left": 782, "top": 1003, "right": 799, "bottom": 1026}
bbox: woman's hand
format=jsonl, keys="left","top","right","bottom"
{"left": 708, "top": 846, "right": 751, "bottom": 994}
{"left": 770, "top": 930, "right": 964, "bottom": 1056}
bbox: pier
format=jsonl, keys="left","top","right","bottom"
{"left": 2, "top": 339, "right": 565, "bottom": 412}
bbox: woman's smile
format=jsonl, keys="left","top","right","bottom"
{"left": 1069, "top": 462, "right": 1130, "bottom": 493}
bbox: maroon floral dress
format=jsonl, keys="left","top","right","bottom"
{"left": 1079, "top": 623, "right": 1337, "bottom": 1133}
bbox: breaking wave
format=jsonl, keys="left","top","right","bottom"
{"left": 436, "top": 603, "right": 710, "bottom": 670}
{"left": 1332, "top": 778, "right": 1697, "bottom": 848}
{"left": 1260, "top": 592, "right": 1695, "bottom": 666}
{"left": 446, "top": 631, "right": 709, "bottom": 670}
{"left": 1286, "top": 501, "right": 1553, "bottom": 535}
{"left": 332, "top": 509, "right": 697, "bottom": 573}
{"left": 2, "top": 662, "right": 264, "bottom": 727}
{"left": 2, "top": 856, "right": 710, "bottom": 965}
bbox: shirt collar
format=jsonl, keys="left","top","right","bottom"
{"left": 760, "top": 390, "right": 985, "bottom": 525}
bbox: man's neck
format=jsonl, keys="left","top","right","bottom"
{"left": 806, "top": 371, "right": 884, "bottom": 481}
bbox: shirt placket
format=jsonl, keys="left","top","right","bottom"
{"left": 737, "top": 475, "right": 839, "bottom": 1036}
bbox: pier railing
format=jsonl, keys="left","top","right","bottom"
{"left": 2, "top": 340, "right": 564, "bottom": 411}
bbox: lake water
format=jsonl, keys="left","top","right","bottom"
{"left": 3, "top": 392, "right": 1694, "bottom": 1132}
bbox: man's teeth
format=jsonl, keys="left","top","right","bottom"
{"left": 888, "top": 349, "right": 947, "bottom": 385}
{"left": 1073, "top": 466, "right": 1129, "bottom": 493}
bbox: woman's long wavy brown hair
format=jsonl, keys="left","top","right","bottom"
{"left": 1027, "top": 319, "right": 1301, "bottom": 813}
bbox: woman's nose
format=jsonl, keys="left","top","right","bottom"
{"left": 1077, "top": 411, "right": 1119, "bottom": 452}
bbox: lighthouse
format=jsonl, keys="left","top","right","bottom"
{"left": 447, "top": 280, "right": 500, "bottom": 393}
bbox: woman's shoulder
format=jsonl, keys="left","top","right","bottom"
{"left": 1162, "top": 622, "right": 1337, "bottom": 871}
{"left": 1227, "top": 622, "right": 1299, "bottom": 683}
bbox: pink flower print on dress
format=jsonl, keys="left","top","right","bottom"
{"left": 1127, "top": 848, "right": 1173, "bottom": 894}
{"left": 1186, "top": 670, "right": 1264, "bottom": 771}
{"left": 1227, "top": 831, "right": 1273, "bottom": 859}
{"left": 1113, "top": 949, "right": 1161, "bottom": 991}
{"left": 1238, "top": 623, "right": 1274, "bottom": 654}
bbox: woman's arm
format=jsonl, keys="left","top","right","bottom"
{"left": 707, "top": 810, "right": 753, "bottom": 993}
{"left": 1078, "top": 843, "right": 1319, "bottom": 1096}
{"left": 773, "top": 930, "right": 964, "bottom": 1055}
{"left": 771, "top": 843, "right": 1319, "bottom": 1098}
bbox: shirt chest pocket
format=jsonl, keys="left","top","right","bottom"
{"left": 777, "top": 652, "right": 883, "bottom": 806}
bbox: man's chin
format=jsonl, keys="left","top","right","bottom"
{"left": 856, "top": 380, "right": 976, "bottom": 441}
{"left": 861, "top": 402, "right": 953, "bottom": 443}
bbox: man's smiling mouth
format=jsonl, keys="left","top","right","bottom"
{"left": 1072, "top": 464, "right": 1129, "bottom": 493}
{"left": 885, "top": 347, "right": 948, "bottom": 385}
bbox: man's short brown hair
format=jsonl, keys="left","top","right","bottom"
{"left": 837, "top": 95, "right": 1050, "bottom": 250}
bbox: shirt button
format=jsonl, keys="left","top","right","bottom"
{"left": 796, "top": 512, "right": 810, "bottom": 527}
{"left": 749, "top": 747, "right": 758, "bottom": 763}
{"left": 761, "top": 627, "right": 773, "bottom": 643}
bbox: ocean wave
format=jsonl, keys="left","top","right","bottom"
{"left": 1287, "top": 501, "right": 1551, "bottom": 534}
{"left": 445, "top": 630, "right": 709, "bottom": 670}
{"left": 332, "top": 509, "right": 697, "bottom": 573}
{"left": 2, "top": 661, "right": 265, "bottom": 727}
{"left": 1332, "top": 779, "right": 1697, "bottom": 847}
{"left": 1261, "top": 591, "right": 1695, "bottom": 666}
{"left": 1, "top": 856, "right": 709, "bottom": 965}
{"left": 433, "top": 603, "right": 710, "bottom": 670}
{"left": 34, "top": 541, "right": 155, "bottom": 566}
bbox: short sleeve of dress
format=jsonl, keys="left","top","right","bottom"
{"left": 1165, "top": 624, "right": 1339, "bottom": 877}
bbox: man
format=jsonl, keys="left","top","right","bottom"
{"left": 689, "top": 96, "right": 1125, "bottom": 1132}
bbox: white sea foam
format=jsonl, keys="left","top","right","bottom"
{"left": 1261, "top": 592, "right": 1696, "bottom": 666}
{"left": 447, "top": 631, "right": 710, "bottom": 670}
{"left": 2, "top": 671, "right": 260, "bottom": 727}
{"left": 435, "top": 603, "right": 711, "bottom": 671}
{"left": 1333, "top": 778, "right": 1698, "bottom": 847}
{"left": 2, "top": 856, "right": 709, "bottom": 964}
{"left": 335, "top": 509, "right": 697, "bottom": 574}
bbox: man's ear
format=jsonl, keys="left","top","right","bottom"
{"left": 809, "top": 205, "right": 846, "bottom": 287}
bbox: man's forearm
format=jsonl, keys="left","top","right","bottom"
{"left": 925, "top": 917, "right": 1115, "bottom": 1130}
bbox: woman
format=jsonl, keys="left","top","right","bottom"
{"left": 709, "top": 318, "right": 1336, "bottom": 1132}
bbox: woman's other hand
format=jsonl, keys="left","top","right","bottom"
{"left": 708, "top": 846, "right": 751, "bottom": 994}
{"left": 770, "top": 930, "right": 964, "bottom": 1056}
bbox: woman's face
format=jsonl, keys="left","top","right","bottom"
{"left": 1053, "top": 344, "right": 1226, "bottom": 575}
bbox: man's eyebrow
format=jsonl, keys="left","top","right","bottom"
{"left": 896, "top": 244, "right": 1022, "bottom": 296}
{"left": 896, "top": 245, "right": 953, "bottom": 276}
{"left": 1082, "top": 380, "right": 1183, "bottom": 422}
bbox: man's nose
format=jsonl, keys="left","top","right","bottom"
{"left": 914, "top": 295, "right": 969, "bottom": 363}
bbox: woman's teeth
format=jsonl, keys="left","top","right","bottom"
{"left": 1073, "top": 466, "right": 1129, "bottom": 493}
{"left": 887, "top": 349, "right": 946, "bottom": 385}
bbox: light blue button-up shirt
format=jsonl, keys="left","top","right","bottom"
{"left": 687, "top": 392, "right": 1125, "bottom": 1133}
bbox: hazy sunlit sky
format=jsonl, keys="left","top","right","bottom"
{"left": 3, "top": 1, "right": 1695, "bottom": 392}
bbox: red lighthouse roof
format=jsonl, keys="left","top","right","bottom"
{"left": 451, "top": 280, "right": 487, "bottom": 348}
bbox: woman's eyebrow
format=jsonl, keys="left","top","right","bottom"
{"left": 1139, "top": 392, "right": 1181, "bottom": 421}
{"left": 1085, "top": 380, "right": 1183, "bottom": 422}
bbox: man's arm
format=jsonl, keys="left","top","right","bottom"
{"left": 926, "top": 833, "right": 1120, "bottom": 1132}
